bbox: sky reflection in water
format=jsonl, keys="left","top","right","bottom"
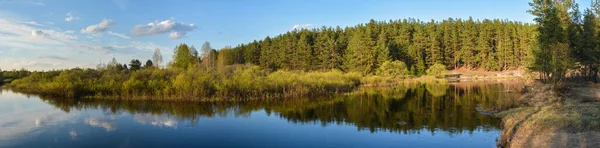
{"left": 0, "top": 82, "right": 521, "bottom": 148}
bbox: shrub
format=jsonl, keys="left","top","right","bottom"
{"left": 426, "top": 63, "right": 447, "bottom": 78}
{"left": 376, "top": 60, "right": 410, "bottom": 77}
{"left": 8, "top": 65, "right": 363, "bottom": 100}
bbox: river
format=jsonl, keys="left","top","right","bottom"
{"left": 0, "top": 81, "right": 521, "bottom": 148}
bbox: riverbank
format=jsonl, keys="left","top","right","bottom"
{"left": 495, "top": 82, "right": 600, "bottom": 147}
{"left": 8, "top": 66, "right": 362, "bottom": 101}
{"left": 6, "top": 66, "right": 527, "bottom": 101}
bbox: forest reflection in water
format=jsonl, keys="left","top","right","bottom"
{"left": 28, "top": 81, "right": 521, "bottom": 135}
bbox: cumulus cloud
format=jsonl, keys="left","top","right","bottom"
{"left": 31, "top": 30, "right": 45, "bottom": 37}
{"left": 65, "top": 13, "right": 79, "bottom": 22}
{"left": 108, "top": 31, "right": 130, "bottom": 39}
{"left": 81, "top": 19, "right": 115, "bottom": 34}
{"left": 291, "top": 24, "right": 312, "bottom": 30}
{"left": 0, "top": 19, "right": 170, "bottom": 70}
{"left": 131, "top": 19, "right": 195, "bottom": 39}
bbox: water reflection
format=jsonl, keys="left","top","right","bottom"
{"left": 274, "top": 82, "right": 521, "bottom": 135}
{"left": 84, "top": 118, "right": 118, "bottom": 131}
{"left": 0, "top": 81, "right": 521, "bottom": 147}
{"left": 133, "top": 113, "right": 179, "bottom": 128}
{"left": 33, "top": 81, "right": 519, "bottom": 133}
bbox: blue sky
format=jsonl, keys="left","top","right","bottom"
{"left": 0, "top": 0, "right": 589, "bottom": 70}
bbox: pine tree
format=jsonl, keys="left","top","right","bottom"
{"left": 375, "top": 29, "right": 390, "bottom": 68}
{"left": 528, "top": 0, "right": 573, "bottom": 85}
{"left": 410, "top": 25, "right": 428, "bottom": 74}
{"left": 425, "top": 20, "right": 442, "bottom": 65}
{"left": 344, "top": 28, "right": 375, "bottom": 74}
{"left": 460, "top": 17, "right": 477, "bottom": 69}
{"left": 294, "top": 30, "right": 312, "bottom": 70}
{"left": 314, "top": 27, "right": 337, "bottom": 70}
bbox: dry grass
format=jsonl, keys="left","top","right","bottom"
{"left": 496, "top": 82, "right": 600, "bottom": 148}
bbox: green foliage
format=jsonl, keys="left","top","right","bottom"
{"left": 171, "top": 44, "right": 198, "bottom": 69}
{"left": 426, "top": 63, "right": 447, "bottom": 78}
{"left": 1, "top": 69, "right": 32, "bottom": 84}
{"left": 344, "top": 28, "right": 376, "bottom": 74}
{"left": 527, "top": 0, "right": 578, "bottom": 85}
{"left": 129, "top": 59, "right": 142, "bottom": 71}
{"left": 231, "top": 18, "right": 536, "bottom": 73}
{"left": 376, "top": 60, "right": 410, "bottom": 77}
{"left": 9, "top": 65, "right": 361, "bottom": 100}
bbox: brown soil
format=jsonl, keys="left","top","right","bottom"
{"left": 447, "top": 68, "right": 525, "bottom": 81}
{"left": 497, "top": 82, "right": 600, "bottom": 148}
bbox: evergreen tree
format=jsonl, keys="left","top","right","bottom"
{"left": 460, "top": 18, "right": 477, "bottom": 69}
{"left": 528, "top": 0, "right": 573, "bottom": 85}
{"left": 144, "top": 60, "right": 154, "bottom": 68}
{"left": 345, "top": 28, "right": 375, "bottom": 74}
{"left": 314, "top": 27, "right": 338, "bottom": 70}
{"left": 375, "top": 29, "right": 390, "bottom": 68}
{"left": 129, "top": 59, "right": 142, "bottom": 71}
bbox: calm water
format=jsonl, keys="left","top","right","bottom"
{"left": 0, "top": 82, "right": 521, "bottom": 148}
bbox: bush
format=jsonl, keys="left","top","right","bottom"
{"left": 376, "top": 60, "right": 410, "bottom": 77}
{"left": 426, "top": 63, "right": 447, "bottom": 78}
{"left": 9, "top": 65, "right": 362, "bottom": 101}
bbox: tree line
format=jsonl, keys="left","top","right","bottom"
{"left": 529, "top": 0, "right": 600, "bottom": 85}
{"left": 214, "top": 18, "right": 537, "bottom": 74}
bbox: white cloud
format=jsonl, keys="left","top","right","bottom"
{"left": 131, "top": 19, "right": 195, "bottom": 39}
{"left": 291, "top": 24, "right": 312, "bottom": 30}
{"left": 82, "top": 45, "right": 116, "bottom": 55}
{"left": 81, "top": 19, "right": 115, "bottom": 34}
{"left": 31, "top": 30, "right": 45, "bottom": 37}
{"left": 65, "top": 13, "right": 79, "bottom": 22}
{"left": 168, "top": 32, "right": 184, "bottom": 39}
{"left": 22, "top": 21, "right": 44, "bottom": 26}
{"left": 0, "top": 18, "right": 170, "bottom": 70}
{"left": 130, "top": 41, "right": 169, "bottom": 51}
{"left": 108, "top": 31, "right": 130, "bottom": 39}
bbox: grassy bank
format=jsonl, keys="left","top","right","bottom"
{"left": 495, "top": 83, "right": 600, "bottom": 147}
{"left": 9, "top": 65, "right": 362, "bottom": 101}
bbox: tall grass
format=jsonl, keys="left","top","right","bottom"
{"left": 9, "top": 65, "right": 361, "bottom": 101}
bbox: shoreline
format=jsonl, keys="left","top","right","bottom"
{"left": 494, "top": 82, "right": 600, "bottom": 147}
{"left": 5, "top": 70, "right": 525, "bottom": 101}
